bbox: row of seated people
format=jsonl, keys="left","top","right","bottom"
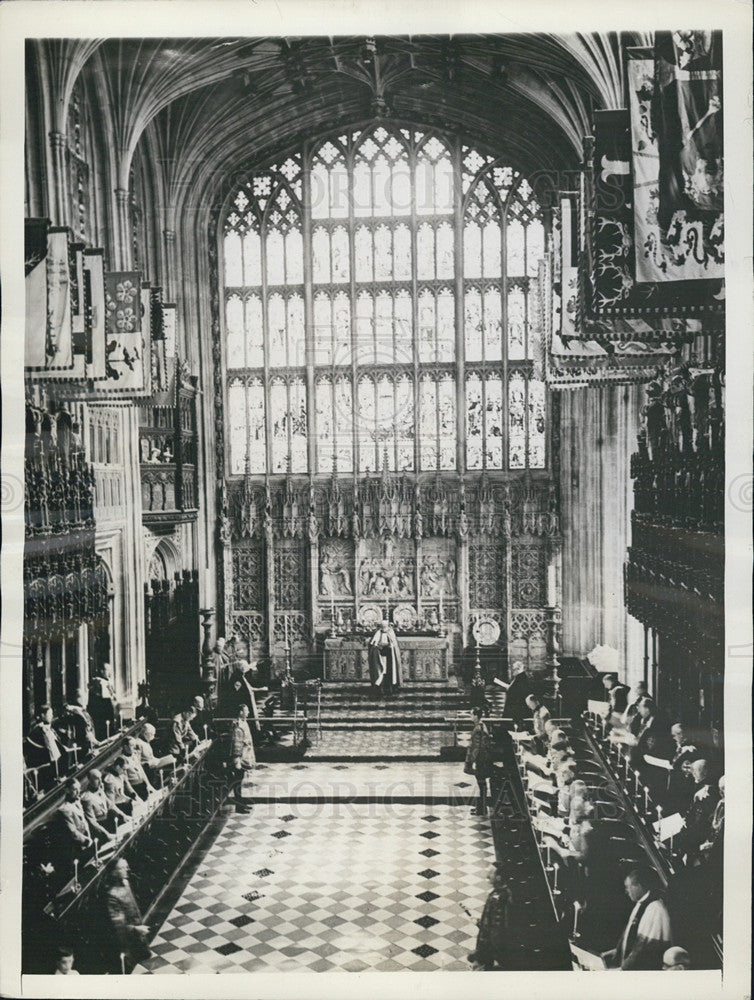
{"left": 24, "top": 691, "right": 216, "bottom": 804}
{"left": 597, "top": 677, "right": 724, "bottom": 868}
{"left": 516, "top": 695, "right": 723, "bottom": 969}
{"left": 25, "top": 664, "right": 125, "bottom": 796}
{"left": 27, "top": 699, "right": 213, "bottom": 898}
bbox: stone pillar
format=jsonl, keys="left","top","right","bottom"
{"left": 114, "top": 188, "right": 132, "bottom": 269}
{"left": 48, "top": 131, "right": 68, "bottom": 226}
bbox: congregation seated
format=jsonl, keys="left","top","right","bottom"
{"left": 81, "top": 768, "right": 128, "bottom": 843}
{"left": 134, "top": 722, "right": 176, "bottom": 775}
{"left": 56, "top": 778, "right": 93, "bottom": 879}
{"left": 121, "top": 738, "right": 157, "bottom": 800}
{"left": 104, "top": 757, "right": 137, "bottom": 816}
{"left": 169, "top": 706, "right": 200, "bottom": 758}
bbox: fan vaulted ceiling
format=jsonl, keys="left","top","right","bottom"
{"left": 32, "top": 33, "right": 637, "bottom": 213}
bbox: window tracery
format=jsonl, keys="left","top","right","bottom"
{"left": 221, "top": 127, "right": 548, "bottom": 476}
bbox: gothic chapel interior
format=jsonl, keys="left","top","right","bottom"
{"left": 21, "top": 33, "right": 725, "bottom": 976}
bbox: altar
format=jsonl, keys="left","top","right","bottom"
{"left": 324, "top": 634, "right": 451, "bottom": 682}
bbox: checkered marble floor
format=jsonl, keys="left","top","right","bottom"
{"left": 242, "top": 761, "right": 476, "bottom": 802}
{"left": 134, "top": 802, "right": 495, "bottom": 973}
{"left": 306, "top": 728, "right": 453, "bottom": 758}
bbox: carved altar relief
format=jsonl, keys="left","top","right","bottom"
{"left": 419, "top": 538, "right": 456, "bottom": 598}
{"left": 358, "top": 537, "right": 414, "bottom": 598}
{"left": 319, "top": 538, "right": 354, "bottom": 597}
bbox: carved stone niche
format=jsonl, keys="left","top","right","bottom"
{"left": 319, "top": 538, "right": 355, "bottom": 598}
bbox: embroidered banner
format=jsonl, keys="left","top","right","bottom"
{"left": 83, "top": 248, "right": 107, "bottom": 380}
{"left": 628, "top": 42, "right": 724, "bottom": 284}
{"left": 90, "top": 269, "right": 151, "bottom": 397}
{"left": 560, "top": 195, "right": 580, "bottom": 339}
{"left": 24, "top": 218, "right": 48, "bottom": 368}
{"left": 38, "top": 227, "right": 75, "bottom": 373}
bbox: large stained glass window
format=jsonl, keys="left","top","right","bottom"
{"left": 221, "top": 126, "right": 548, "bottom": 477}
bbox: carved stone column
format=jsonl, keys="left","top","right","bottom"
{"left": 114, "top": 188, "right": 132, "bottom": 269}
{"left": 48, "top": 131, "right": 68, "bottom": 226}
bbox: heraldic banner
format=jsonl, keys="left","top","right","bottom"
{"left": 628, "top": 35, "right": 724, "bottom": 285}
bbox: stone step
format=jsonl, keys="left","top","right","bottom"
{"left": 316, "top": 721, "right": 455, "bottom": 731}
{"left": 320, "top": 680, "right": 461, "bottom": 691}
{"left": 317, "top": 690, "right": 467, "bottom": 701}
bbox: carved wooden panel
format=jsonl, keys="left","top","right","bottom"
{"left": 468, "top": 537, "right": 504, "bottom": 609}
{"left": 272, "top": 611, "right": 308, "bottom": 646}
{"left": 273, "top": 538, "right": 307, "bottom": 609}
{"left": 512, "top": 543, "right": 546, "bottom": 607}
{"left": 231, "top": 611, "right": 265, "bottom": 647}
{"left": 232, "top": 543, "right": 265, "bottom": 611}
{"left": 508, "top": 608, "right": 548, "bottom": 673}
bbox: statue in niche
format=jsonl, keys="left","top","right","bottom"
{"left": 414, "top": 484, "right": 424, "bottom": 538}
{"left": 642, "top": 379, "right": 668, "bottom": 462}
{"left": 308, "top": 503, "right": 319, "bottom": 543}
{"left": 501, "top": 486, "right": 512, "bottom": 538}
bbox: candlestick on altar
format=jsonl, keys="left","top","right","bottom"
{"left": 624, "top": 756, "right": 630, "bottom": 779}
{"left": 73, "top": 859, "right": 80, "bottom": 893}
{"left": 552, "top": 862, "right": 561, "bottom": 895}
{"left": 106, "top": 720, "right": 111, "bottom": 739}
{"left": 643, "top": 786, "right": 650, "bottom": 811}
{"left": 573, "top": 900, "right": 581, "bottom": 938}
{"left": 204, "top": 724, "right": 208, "bottom": 742}
{"left": 93, "top": 837, "right": 100, "bottom": 868}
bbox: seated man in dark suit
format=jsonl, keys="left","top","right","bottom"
{"left": 602, "top": 673, "right": 630, "bottom": 715}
